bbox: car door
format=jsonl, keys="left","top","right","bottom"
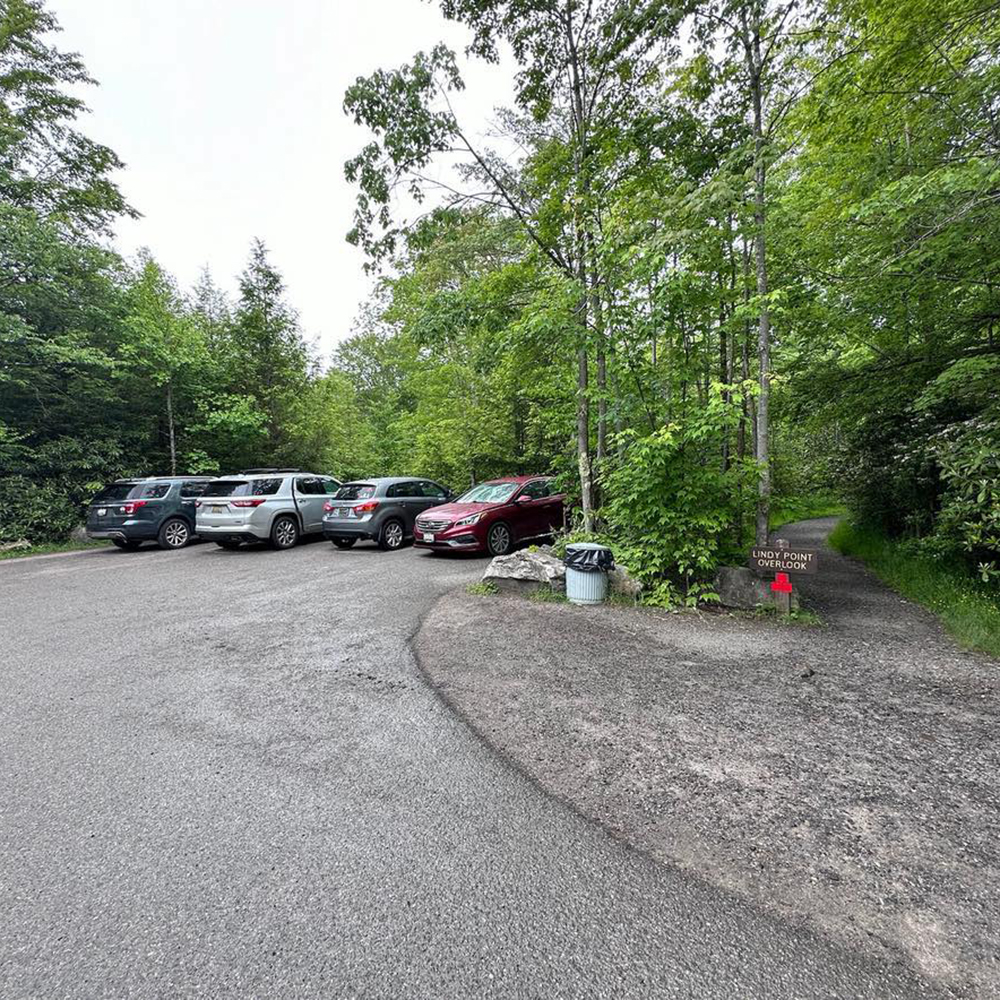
{"left": 415, "top": 480, "right": 449, "bottom": 517}
{"left": 390, "top": 481, "right": 425, "bottom": 533}
{"left": 294, "top": 477, "right": 326, "bottom": 533}
{"left": 179, "top": 480, "right": 209, "bottom": 529}
{"left": 536, "top": 479, "right": 565, "bottom": 534}
{"left": 513, "top": 479, "right": 553, "bottom": 539}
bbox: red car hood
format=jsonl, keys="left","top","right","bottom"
{"left": 421, "top": 501, "right": 498, "bottom": 522}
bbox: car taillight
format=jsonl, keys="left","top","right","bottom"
{"left": 355, "top": 500, "right": 379, "bottom": 514}
{"left": 231, "top": 498, "right": 266, "bottom": 508}
{"left": 121, "top": 500, "right": 148, "bottom": 515}
{"left": 323, "top": 501, "right": 334, "bottom": 512}
{"left": 194, "top": 500, "right": 202, "bottom": 508}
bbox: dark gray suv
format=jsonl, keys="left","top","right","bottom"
{"left": 322, "top": 477, "right": 454, "bottom": 551}
{"left": 86, "top": 477, "right": 213, "bottom": 550}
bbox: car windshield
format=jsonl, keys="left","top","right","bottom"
{"left": 92, "top": 483, "right": 136, "bottom": 503}
{"left": 334, "top": 484, "right": 376, "bottom": 501}
{"left": 128, "top": 482, "right": 171, "bottom": 500}
{"left": 455, "top": 482, "right": 519, "bottom": 504}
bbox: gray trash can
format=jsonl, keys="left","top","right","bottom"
{"left": 564, "top": 543, "right": 614, "bottom": 605}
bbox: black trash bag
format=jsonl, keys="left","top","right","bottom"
{"left": 564, "top": 545, "right": 615, "bottom": 573}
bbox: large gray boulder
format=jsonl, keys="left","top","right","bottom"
{"left": 483, "top": 549, "right": 566, "bottom": 594}
{"left": 608, "top": 564, "right": 643, "bottom": 602}
{"left": 714, "top": 566, "right": 799, "bottom": 611}
{"left": 69, "top": 525, "right": 90, "bottom": 544}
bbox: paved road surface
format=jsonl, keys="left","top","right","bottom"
{"left": 1, "top": 538, "right": 936, "bottom": 998}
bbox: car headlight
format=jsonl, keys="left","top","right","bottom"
{"left": 455, "top": 513, "right": 482, "bottom": 527}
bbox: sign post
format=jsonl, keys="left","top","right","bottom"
{"left": 749, "top": 538, "right": 819, "bottom": 616}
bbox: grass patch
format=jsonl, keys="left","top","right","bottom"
{"left": 0, "top": 539, "right": 110, "bottom": 561}
{"left": 466, "top": 580, "right": 499, "bottom": 597}
{"left": 829, "top": 520, "right": 1000, "bottom": 658}
{"left": 527, "top": 585, "right": 568, "bottom": 603}
{"left": 740, "top": 604, "right": 824, "bottom": 626}
{"left": 769, "top": 495, "right": 847, "bottom": 531}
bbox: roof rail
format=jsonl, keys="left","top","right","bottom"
{"left": 239, "top": 468, "right": 302, "bottom": 474}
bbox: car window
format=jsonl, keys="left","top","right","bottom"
{"left": 92, "top": 483, "right": 137, "bottom": 503}
{"left": 321, "top": 478, "right": 340, "bottom": 495}
{"left": 388, "top": 481, "right": 422, "bottom": 498}
{"left": 420, "top": 480, "right": 448, "bottom": 499}
{"left": 128, "top": 482, "right": 171, "bottom": 500}
{"left": 520, "top": 480, "right": 550, "bottom": 501}
{"left": 250, "top": 478, "right": 282, "bottom": 496}
{"left": 295, "top": 477, "right": 324, "bottom": 495}
{"left": 334, "top": 484, "right": 376, "bottom": 501}
{"left": 180, "top": 481, "right": 210, "bottom": 498}
{"left": 455, "top": 482, "right": 519, "bottom": 504}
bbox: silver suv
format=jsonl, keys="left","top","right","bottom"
{"left": 195, "top": 469, "right": 341, "bottom": 550}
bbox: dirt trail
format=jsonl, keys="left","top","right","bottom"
{"left": 416, "top": 518, "right": 1000, "bottom": 998}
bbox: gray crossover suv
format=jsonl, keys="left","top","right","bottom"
{"left": 322, "top": 477, "right": 453, "bottom": 550}
{"left": 195, "top": 469, "right": 341, "bottom": 550}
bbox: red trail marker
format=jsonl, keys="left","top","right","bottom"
{"left": 770, "top": 572, "right": 793, "bottom": 594}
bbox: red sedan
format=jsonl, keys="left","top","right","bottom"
{"left": 413, "top": 476, "right": 565, "bottom": 556}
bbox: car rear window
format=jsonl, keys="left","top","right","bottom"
{"left": 128, "top": 482, "right": 171, "bottom": 500}
{"left": 202, "top": 478, "right": 282, "bottom": 497}
{"left": 456, "top": 482, "right": 519, "bottom": 504}
{"left": 92, "top": 483, "right": 137, "bottom": 503}
{"left": 334, "top": 484, "right": 376, "bottom": 501}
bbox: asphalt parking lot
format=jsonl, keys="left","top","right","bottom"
{"left": 0, "top": 539, "right": 940, "bottom": 998}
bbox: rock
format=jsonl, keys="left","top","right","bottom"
{"left": 714, "top": 565, "right": 800, "bottom": 611}
{"left": 608, "top": 564, "right": 643, "bottom": 602}
{"left": 483, "top": 550, "right": 566, "bottom": 594}
{"left": 0, "top": 539, "right": 31, "bottom": 552}
{"left": 69, "top": 525, "right": 90, "bottom": 544}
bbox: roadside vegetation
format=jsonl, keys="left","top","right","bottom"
{"left": 0, "top": 540, "right": 109, "bottom": 561}
{"left": 830, "top": 522, "right": 1000, "bottom": 658}
{"left": 1, "top": 0, "right": 997, "bottom": 621}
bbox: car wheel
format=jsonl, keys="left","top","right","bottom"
{"left": 215, "top": 539, "right": 242, "bottom": 550}
{"left": 487, "top": 521, "right": 512, "bottom": 556}
{"left": 270, "top": 516, "right": 299, "bottom": 550}
{"left": 111, "top": 538, "right": 141, "bottom": 551}
{"left": 157, "top": 518, "right": 190, "bottom": 550}
{"left": 332, "top": 537, "right": 357, "bottom": 549}
{"left": 378, "top": 518, "right": 405, "bottom": 551}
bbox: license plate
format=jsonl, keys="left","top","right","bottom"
{"left": 98, "top": 508, "right": 107, "bottom": 516}
{"left": 422, "top": 532, "right": 435, "bottom": 542}
{"left": 211, "top": 505, "right": 225, "bottom": 514}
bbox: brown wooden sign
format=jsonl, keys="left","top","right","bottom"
{"left": 750, "top": 545, "right": 819, "bottom": 575}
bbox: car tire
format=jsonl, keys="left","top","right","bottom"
{"left": 157, "top": 517, "right": 191, "bottom": 550}
{"left": 111, "top": 538, "right": 141, "bottom": 551}
{"left": 270, "top": 516, "right": 299, "bottom": 550}
{"left": 378, "top": 518, "right": 405, "bottom": 551}
{"left": 332, "top": 537, "right": 357, "bottom": 549}
{"left": 215, "top": 539, "right": 242, "bottom": 550}
{"left": 486, "top": 521, "right": 513, "bottom": 556}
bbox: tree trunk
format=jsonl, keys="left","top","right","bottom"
{"left": 745, "top": 10, "right": 772, "bottom": 546}
{"left": 165, "top": 381, "right": 177, "bottom": 476}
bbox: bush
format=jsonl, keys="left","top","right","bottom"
{"left": 0, "top": 475, "right": 87, "bottom": 543}
{"left": 599, "top": 409, "right": 755, "bottom": 607}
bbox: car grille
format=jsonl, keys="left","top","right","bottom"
{"left": 417, "top": 517, "right": 451, "bottom": 530}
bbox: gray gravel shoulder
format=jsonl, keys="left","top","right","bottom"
{"left": 415, "top": 518, "right": 1000, "bottom": 999}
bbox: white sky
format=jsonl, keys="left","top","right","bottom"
{"left": 49, "top": 1, "right": 516, "bottom": 361}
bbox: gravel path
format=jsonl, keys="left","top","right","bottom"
{"left": 416, "top": 518, "right": 1000, "bottom": 998}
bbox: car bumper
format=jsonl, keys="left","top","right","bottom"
{"left": 413, "top": 530, "right": 483, "bottom": 552}
{"left": 195, "top": 522, "right": 268, "bottom": 540}
{"left": 323, "top": 526, "right": 375, "bottom": 541}
{"left": 86, "top": 522, "right": 157, "bottom": 541}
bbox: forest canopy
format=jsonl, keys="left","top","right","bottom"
{"left": 1, "top": 0, "right": 997, "bottom": 601}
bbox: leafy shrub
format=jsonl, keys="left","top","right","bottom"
{"left": 599, "top": 403, "right": 755, "bottom": 607}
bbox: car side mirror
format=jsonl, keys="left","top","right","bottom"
{"left": 515, "top": 494, "right": 532, "bottom": 504}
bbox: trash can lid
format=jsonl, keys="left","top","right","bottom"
{"left": 565, "top": 542, "right": 611, "bottom": 552}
